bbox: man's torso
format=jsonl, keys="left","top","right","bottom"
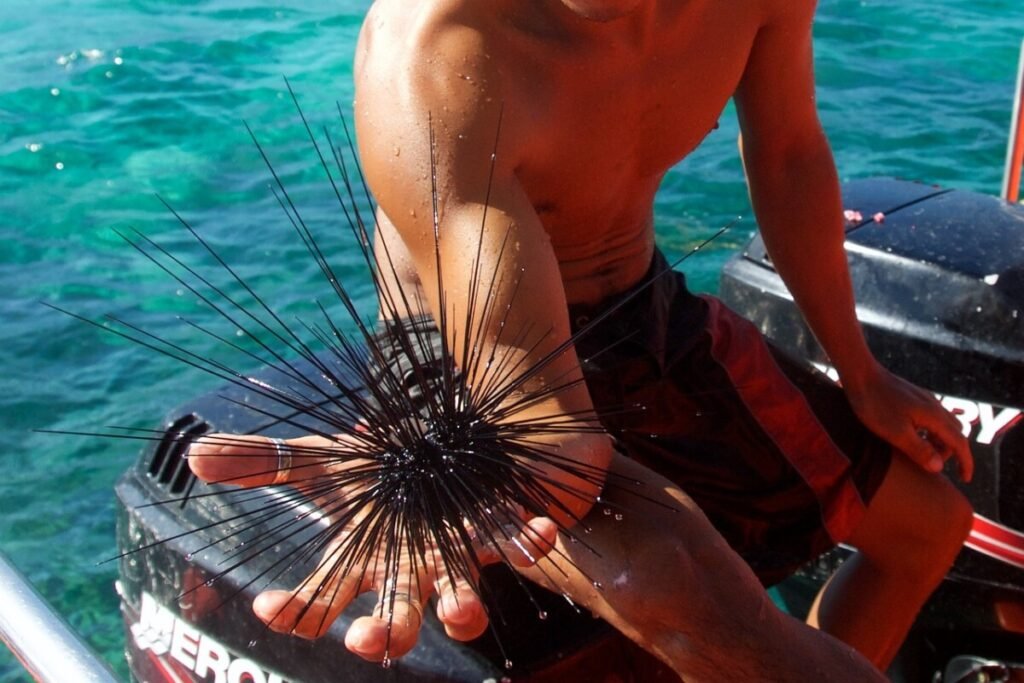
{"left": 356, "top": 0, "right": 778, "bottom": 305}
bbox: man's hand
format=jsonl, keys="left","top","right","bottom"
{"left": 187, "top": 433, "right": 558, "bottom": 662}
{"left": 843, "top": 362, "right": 974, "bottom": 482}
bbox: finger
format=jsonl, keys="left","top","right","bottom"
{"left": 435, "top": 574, "right": 488, "bottom": 642}
{"left": 917, "top": 407, "right": 975, "bottom": 483}
{"left": 953, "top": 437, "right": 975, "bottom": 483}
{"left": 471, "top": 516, "right": 559, "bottom": 568}
{"left": 926, "top": 421, "right": 975, "bottom": 484}
{"left": 897, "top": 427, "right": 945, "bottom": 474}
{"left": 345, "top": 586, "right": 427, "bottom": 661}
{"left": 253, "top": 567, "right": 363, "bottom": 639}
{"left": 504, "top": 517, "right": 559, "bottom": 568}
{"left": 187, "top": 433, "right": 332, "bottom": 486}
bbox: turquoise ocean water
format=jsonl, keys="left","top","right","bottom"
{"left": 0, "top": 1, "right": 1020, "bottom": 680}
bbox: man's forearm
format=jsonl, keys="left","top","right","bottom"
{"left": 745, "top": 137, "right": 881, "bottom": 391}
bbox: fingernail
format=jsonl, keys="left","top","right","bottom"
{"left": 348, "top": 635, "right": 373, "bottom": 656}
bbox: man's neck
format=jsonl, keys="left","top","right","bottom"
{"left": 549, "top": 0, "right": 659, "bottom": 49}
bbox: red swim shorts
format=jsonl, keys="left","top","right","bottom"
{"left": 568, "top": 250, "right": 892, "bottom": 586}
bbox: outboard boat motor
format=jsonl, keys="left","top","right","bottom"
{"left": 115, "top": 177, "right": 1022, "bottom": 682}
{"left": 720, "top": 177, "right": 1024, "bottom": 682}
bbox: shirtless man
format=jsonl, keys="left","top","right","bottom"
{"left": 189, "top": 0, "right": 975, "bottom": 678}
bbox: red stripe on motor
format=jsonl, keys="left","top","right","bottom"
{"left": 971, "top": 514, "right": 1024, "bottom": 553}
{"left": 966, "top": 538, "right": 1024, "bottom": 571}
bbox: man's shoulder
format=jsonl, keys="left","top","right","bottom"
{"left": 361, "top": 0, "right": 503, "bottom": 84}
{"left": 365, "top": 0, "right": 499, "bottom": 45}
{"left": 356, "top": 0, "right": 528, "bottom": 165}
{"left": 358, "top": 0, "right": 526, "bottom": 126}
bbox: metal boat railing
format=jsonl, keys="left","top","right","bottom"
{"left": 1001, "top": 37, "right": 1024, "bottom": 202}
{"left": 0, "top": 551, "right": 120, "bottom": 683}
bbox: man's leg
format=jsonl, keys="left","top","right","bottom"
{"left": 806, "top": 454, "right": 974, "bottom": 669}
{"left": 523, "top": 453, "right": 888, "bottom": 683}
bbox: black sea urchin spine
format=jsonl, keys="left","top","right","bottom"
{"left": 44, "top": 82, "right": 729, "bottom": 668}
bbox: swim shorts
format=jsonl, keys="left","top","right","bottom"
{"left": 566, "top": 250, "right": 893, "bottom": 585}
{"left": 371, "top": 250, "right": 892, "bottom": 586}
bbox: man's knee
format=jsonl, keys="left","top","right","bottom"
{"left": 901, "top": 475, "right": 972, "bottom": 561}
{"left": 631, "top": 527, "right": 777, "bottom": 643}
{"left": 857, "top": 463, "right": 974, "bottom": 576}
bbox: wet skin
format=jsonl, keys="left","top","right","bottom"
{"left": 189, "top": 0, "right": 974, "bottom": 678}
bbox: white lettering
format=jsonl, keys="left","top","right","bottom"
{"left": 131, "top": 591, "right": 290, "bottom": 683}
{"left": 195, "top": 634, "right": 231, "bottom": 683}
{"left": 977, "top": 405, "right": 1022, "bottom": 445}
{"left": 132, "top": 591, "right": 174, "bottom": 656}
{"left": 170, "top": 618, "right": 201, "bottom": 670}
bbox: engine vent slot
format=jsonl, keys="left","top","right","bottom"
{"left": 148, "top": 413, "right": 212, "bottom": 495}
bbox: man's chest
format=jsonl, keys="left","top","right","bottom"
{"left": 509, "top": 6, "right": 759, "bottom": 182}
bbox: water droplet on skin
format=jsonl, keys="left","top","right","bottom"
{"left": 247, "top": 640, "right": 258, "bottom": 649}
{"left": 602, "top": 507, "right": 612, "bottom": 516}
{"left": 393, "top": 146, "right": 401, "bottom": 157}
{"left": 592, "top": 581, "right": 603, "bottom": 590}
{"left": 614, "top": 513, "right": 623, "bottom": 521}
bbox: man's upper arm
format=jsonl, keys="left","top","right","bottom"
{"left": 353, "top": 13, "right": 613, "bottom": 517}
{"left": 354, "top": 15, "right": 584, "bottom": 405}
{"left": 733, "top": 0, "right": 824, "bottom": 162}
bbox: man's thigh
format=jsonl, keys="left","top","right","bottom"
{"left": 584, "top": 294, "right": 893, "bottom": 583}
